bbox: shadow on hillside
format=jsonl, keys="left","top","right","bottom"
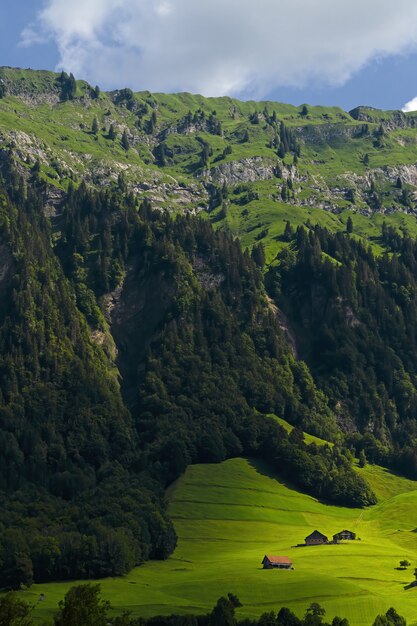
{"left": 247, "top": 456, "right": 354, "bottom": 509}
{"left": 247, "top": 457, "right": 318, "bottom": 495}
{"left": 404, "top": 580, "right": 417, "bottom": 590}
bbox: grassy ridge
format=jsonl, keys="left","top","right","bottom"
{"left": 3, "top": 67, "right": 417, "bottom": 249}
{"left": 22, "top": 458, "right": 417, "bottom": 625}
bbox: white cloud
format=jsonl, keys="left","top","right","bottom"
{"left": 402, "top": 96, "right": 417, "bottom": 112}
{"left": 22, "top": 0, "right": 417, "bottom": 98}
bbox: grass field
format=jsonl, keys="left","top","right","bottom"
{"left": 22, "top": 458, "right": 417, "bottom": 625}
{"left": 268, "top": 414, "right": 335, "bottom": 446}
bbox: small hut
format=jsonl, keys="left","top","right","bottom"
{"left": 262, "top": 555, "right": 293, "bottom": 569}
{"left": 305, "top": 530, "right": 328, "bottom": 545}
{"left": 333, "top": 530, "right": 356, "bottom": 542}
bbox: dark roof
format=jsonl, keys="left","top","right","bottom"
{"left": 305, "top": 530, "right": 328, "bottom": 541}
{"left": 262, "top": 555, "right": 292, "bottom": 564}
{"left": 333, "top": 529, "right": 355, "bottom": 535}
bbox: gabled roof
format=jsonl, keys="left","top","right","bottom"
{"left": 334, "top": 529, "right": 355, "bottom": 535}
{"left": 305, "top": 530, "right": 328, "bottom": 540}
{"left": 262, "top": 555, "right": 292, "bottom": 564}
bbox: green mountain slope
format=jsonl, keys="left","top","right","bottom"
{"left": 3, "top": 66, "right": 417, "bottom": 598}
{"left": 2, "top": 65, "right": 417, "bottom": 246}
{"left": 0, "top": 154, "right": 376, "bottom": 589}
{"left": 22, "top": 457, "right": 417, "bottom": 626}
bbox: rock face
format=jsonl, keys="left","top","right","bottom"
{"left": 343, "top": 163, "right": 417, "bottom": 188}
{"left": 132, "top": 180, "right": 208, "bottom": 212}
{"left": 108, "top": 259, "right": 176, "bottom": 407}
{"left": 0, "top": 68, "right": 61, "bottom": 105}
{"left": 349, "top": 106, "right": 417, "bottom": 130}
{"left": 193, "top": 256, "right": 225, "bottom": 290}
{"left": 296, "top": 123, "right": 357, "bottom": 145}
{"left": 201, "top": 157, "right": 278, "bottom": 185}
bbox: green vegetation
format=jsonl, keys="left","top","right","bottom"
{"left": 21, "top": 458, "right": 417, "bottom": 625}
{"left": 268, "top": 415, "right": 333, "bottom": 447}
{"left": 6, "top": 581, "right": 408, "bottom": 626}
{"left": 2, "top": 65, "right": 417, "bottom": 236}
{"left": 0, "top": 160, "right": 373, "bottom": 589}
{"left": 267, "top": 224, "right": 417, "bottom": 478}
{"left": 3, "top": 67, "right": 417, "bottom": 622}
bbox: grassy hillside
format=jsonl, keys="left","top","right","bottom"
{"left": 21, "top": 458, "right": 417, "bottom": 625}
{"left": 3, "top": 67, "right": 417, "bottom": 259}
{"left": 268, "top": 414, "right": 334, "bottom": 446}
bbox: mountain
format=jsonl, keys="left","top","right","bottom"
{"left": 1, "top": 67, "right": 417, "bottom": 590}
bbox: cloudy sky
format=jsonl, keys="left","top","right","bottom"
{"left": 3, "top": 0, "right": 417, "bottom": 111}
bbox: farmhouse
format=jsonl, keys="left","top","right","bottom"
{"left": 262, "top": 555, "right": 293, "bottom": 569}
{"left": 333, "top": 529, "right": 356, "bottom": 542}
{"left": 305, "top": 530, "right": 328, "bottom": 545}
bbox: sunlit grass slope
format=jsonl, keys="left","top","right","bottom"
{"left": 24, "top": 458, "right": 417, "bottom": 625}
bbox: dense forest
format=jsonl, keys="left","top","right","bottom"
{"left": 0, "top": 156, "right": 376, "bottom": 588}
{"left": 0, "top": 584, "right": 405, "bottom": 626}
{"left": 268, "top": 223, "right": 417, "bottom": 477}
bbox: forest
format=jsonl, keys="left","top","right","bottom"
{"left": 268, "top": 223, "right": 417, "bottom": 477}
{"left": 0, "top": 156, "right": 377, "bottom": 588}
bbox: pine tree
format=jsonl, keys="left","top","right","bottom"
{"left": 251, "top": 243, "right": 266, "bottom": 268}
{"left": 346, "top": 216, "right": 353, "bottom": 234}
{"left": 283, "top": 221, "right": 294, "bottom": 241}
{"left": 68, "top": 73, "right": 76, "bottom": 100}
{"left": 92, "top": 118, "right": 99, "bottom": 135}
{"left": 108, "top": 124, "right": 116, "bottom": 141}
{"left": 121, "top": 130, "right": 130, "bottom": 151}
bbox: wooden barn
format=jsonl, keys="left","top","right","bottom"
{"left": 262, "top": 555, "right": 293, "bottom": 569}
{"left": 333, "top": 529, "right": 356, "bottom": 542}
{"left": 305, "top": 530, "right": 328, "bottom": 545}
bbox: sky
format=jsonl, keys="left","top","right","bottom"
{"left": 3, "top": 0, "right": 417, "bottom": 112}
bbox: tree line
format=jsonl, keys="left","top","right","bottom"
{"left": 0, "top": 584, "right": 405, "bottom": 626}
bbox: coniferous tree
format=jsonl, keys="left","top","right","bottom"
{"left": 346, "top": 216, "right": 353, "bottom": 234}
{"left": 283, "top": 221, "right": 294, "bottom": 241}
{"left": 121, "top": 130, "right": 130, "bottom": 151}
{"left": 108, "top": 124, "right": 116, "bottom": 140}
{"left": 251, "top": 243, "right": 266, "bottom": 268}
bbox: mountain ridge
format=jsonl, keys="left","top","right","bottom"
{"left": 2, "top": 66, "right": 417, "bottom": 593}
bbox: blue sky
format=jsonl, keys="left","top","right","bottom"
{"left": 3, "top": 0, "right": 417, "bottom": 112}
{"left": 0, "top": 1, "right": 58, "bottom": 72}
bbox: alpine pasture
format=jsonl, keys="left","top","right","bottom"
{"left": 22, "top": 457, "right": 417, "bottom": 625}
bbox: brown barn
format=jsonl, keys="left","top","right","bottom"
{"left": 333, "top": 530, "right": 356, "bottom": 542}
{"left": 305, "top": 530, "right": 328, "bottom": 545}
{"left": 262, "top": 555, "right": 293, "bottom": 569}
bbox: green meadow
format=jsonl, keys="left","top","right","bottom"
{"left": 22, "top": 457, "right": 417, "bottom": 625}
